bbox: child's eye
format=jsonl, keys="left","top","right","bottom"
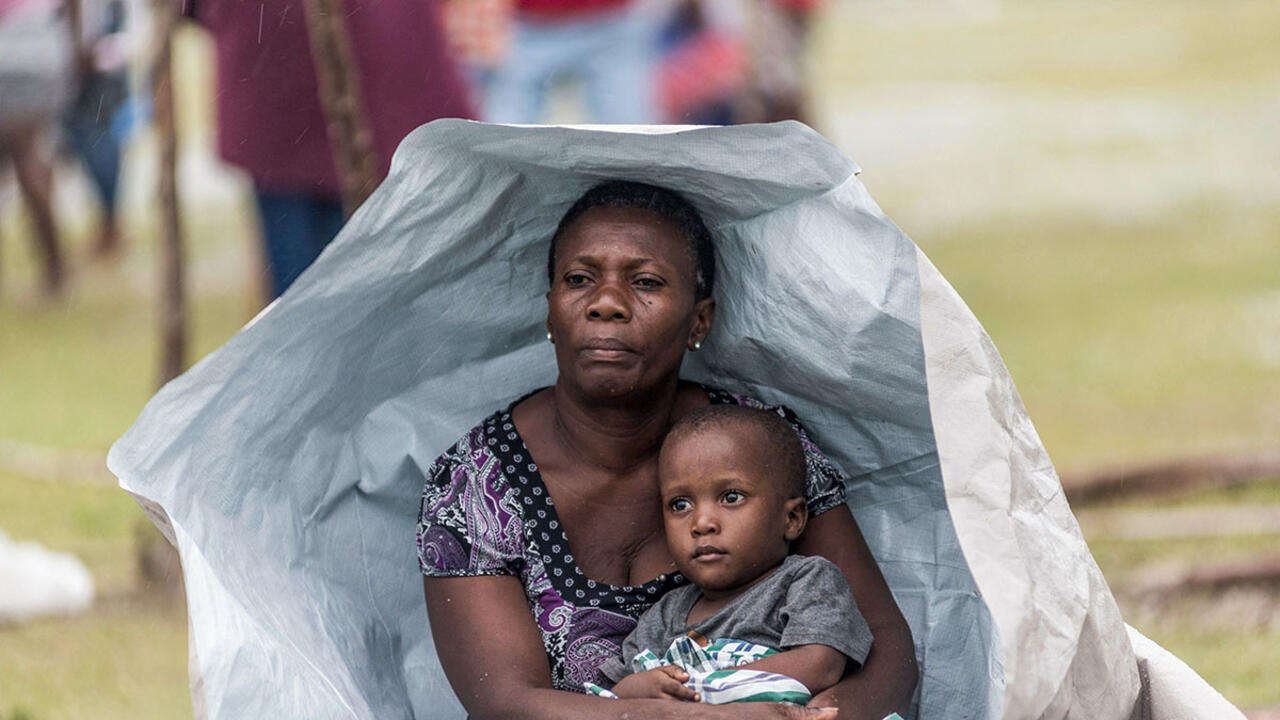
{"left": 722, "top": 490, "right": 745, "bottom": 504}
{"left": 668, "top": 498, "right": 692, "bottom": 513}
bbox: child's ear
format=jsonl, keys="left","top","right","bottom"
{"left": 783, "top": 497, "right": 808, "bottom": 542}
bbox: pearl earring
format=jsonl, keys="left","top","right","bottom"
{"left": 692, "top": 340, "right": 702, "bottom": 350}
{"left": 547, "top": 331, "right": 554, "bottom": 343}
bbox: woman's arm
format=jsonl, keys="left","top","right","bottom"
{"left": 794, "top": 507, "right": 919, "bottom": 719}
{"left": 423, "top": 575, "right": 839, "bottom": 720}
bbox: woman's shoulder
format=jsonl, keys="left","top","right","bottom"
{"left": 700, "top": 383, "right": 799, "bottom": 419}
{"left": 425, "top": 409, "right": 508, "bottom": 476}
{"left": 419, "top": 406, "right": 534, "bottom": 522}
{"left": 418, "top": 409, "right": 528, "bottom": 577}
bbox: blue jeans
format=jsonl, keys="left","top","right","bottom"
{"left": 65, "top": 71, "right": 127, "bottom": 218}
{"left": 254, "top": 191, "right": 344, "bottom": 298}
{"left": 483, "top": 6, "right": 658, "bottom": 124}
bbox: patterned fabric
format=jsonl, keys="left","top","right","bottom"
{"left": 417, "top": 385, "right": 848, "bottom": 692}
{"left": 584, "top": 636, "right": 812, "bottom": 705}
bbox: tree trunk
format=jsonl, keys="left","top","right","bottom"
{"left": 301, "top": 0, "right": 378, "bottom": 219}
{"left": 153, "top": 0, "right": 185, "bottom": 385}
{"left": 1063, "top": 452, "right": 1280, "bottom": 507}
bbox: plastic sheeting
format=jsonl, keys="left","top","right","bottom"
{"left": 108, "top": 121, "right": 1234, "bottom": 720}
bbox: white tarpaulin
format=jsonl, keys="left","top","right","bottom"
{"left": 108, "top": 120, "right": 1240, "bottom": 720}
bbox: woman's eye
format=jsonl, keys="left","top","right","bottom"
{"left": 668, "top": 498, "right": 691, "bottom": 513}
{"left": 722, "top": 490, "right": 745, "bottom": 504}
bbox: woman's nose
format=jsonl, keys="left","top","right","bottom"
{"left": 586, "top": 283, "right": 629, "bottom": 321}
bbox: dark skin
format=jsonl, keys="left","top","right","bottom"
{"left": 423, "top": 206, "right": 918, "bottom": 719}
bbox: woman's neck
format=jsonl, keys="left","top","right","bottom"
{"left": 550, "top": 378, "right": 682, "bottom": 473}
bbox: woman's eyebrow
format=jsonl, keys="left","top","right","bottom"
{"left": 567, "top": 255, "right": 670, "bottom": 270}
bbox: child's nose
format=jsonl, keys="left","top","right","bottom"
{"left": 692, "top": 511, "right": 718, "bottom": 536}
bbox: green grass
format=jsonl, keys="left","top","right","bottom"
{"left": 0, "top": 605, "right": 190, "bottom": 720}
{"left": 0, "top": 160, "right": 257, "bottom": 450}
{"left": 818, "top": 1, "right": 1280, "bottom": 99}
{"left": 1082, "top": 477, "right": 1280, "bottom": 708}
{"left": 0, "top": 470, "right": 142, "bottom": 594}
{"left": 0, "top": 271, "right": 251, "bottom": 451}
{"left": 0, "top": 469, "right": 189, "bottom": 720}
{"left": 925, "top": 205, "right": 1280, "bottom": 471}
{"left": 1150, "top": 622, "right": 1280, "bottom": 710}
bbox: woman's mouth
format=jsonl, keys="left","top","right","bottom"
{"left": 581, "top": 338, "right": 634, "bottom": 361}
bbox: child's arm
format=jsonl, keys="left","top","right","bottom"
{"left": 746, "top": 556, "right": 875, "bottom": 696}
{"left": 734, "top": 644, "right": 848, "bottom": 694}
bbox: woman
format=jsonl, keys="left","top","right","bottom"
{"left": 419, "top": 181, "right": 917, "bottom": 719}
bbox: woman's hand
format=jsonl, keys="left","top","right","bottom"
{"left": 612, "top": 667, "right": 699, "bottom": 701}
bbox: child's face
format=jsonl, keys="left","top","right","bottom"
{"left": 658, "top": 424, "right": 807, "bottom": 599}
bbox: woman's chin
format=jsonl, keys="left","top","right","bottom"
{"left": 578, "top": 378, "right": 643, "bottom": 402}
{"left": 569, "top": 366, "right": 652, "bottom": 400}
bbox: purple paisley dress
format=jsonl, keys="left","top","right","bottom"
{"left": 416, "top": 386, "right": 848, "bottom": 692}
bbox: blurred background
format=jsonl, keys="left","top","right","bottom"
{"left": 0, "top": 0, "right": 1277, "bottom": 717}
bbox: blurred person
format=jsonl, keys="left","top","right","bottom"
{"left": 654, "top": 0, "right": 820, "bottom": 126}
{"left": 442, "top": 0, "right": 513, "bottom": 107}
{"left": 0, "top": 0, "right": 77, "bottom": 299}
{"left": 655, "top": 0, "right": 745, "bottom": 124}
{"left": 63, "top": 0, "right": 132, "bottom": 259}
{"left": 482, "top": 0, "right": 660, "bottom": 124}
{"left": 738, "top": 0, "right": 821, "bottom": 125}
{"left": 184, "top": 0, "right": 475, "bottom": 300}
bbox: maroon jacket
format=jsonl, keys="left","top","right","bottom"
{"left": 516, "top": 0, "right": 629, "bottom": 21}
{"left": 188, "top": 0, "right": 475, "bottom": 197}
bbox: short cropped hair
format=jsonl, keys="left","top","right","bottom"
{"left": 664, "top": 405, "right": 807, "bottom": 499}
{"left": 546, "top": 181, "right": 716, "bottom": 301}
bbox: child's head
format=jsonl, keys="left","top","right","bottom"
{"left": 658, "top": 405, "right": 808, "bottom": 597}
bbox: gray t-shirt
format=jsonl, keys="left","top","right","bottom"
{"left": 597, "top": 554, "right": 873, "bottom": 685}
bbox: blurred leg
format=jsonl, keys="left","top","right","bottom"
{"left": 254, "top": 190, "right": 343, "bottom": 298}
{"left": 582, "top": 7, "right": 658, "bottom": 124}
{"left": 483, "top": 18, "right": 561, "bottom": 123}
{"left": 309, "top": 196, "right": 345, "bottom": 260}
{"left": 4, "top": 123, "right": 64, "bottom": 297}
{"left": 66, "top": 73, "right": 127, "bottom": 257}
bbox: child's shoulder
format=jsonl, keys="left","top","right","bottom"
{"left": 778, "top": 554, "right": 849, "bottom": 587}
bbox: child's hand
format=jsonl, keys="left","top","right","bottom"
{"left": 610, "top": 666, "right": 700, "bottom": 702}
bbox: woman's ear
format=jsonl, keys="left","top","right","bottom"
{"left": 783, "top": 497, "right": 808, "bottom": 542}
{"left": 688, "top": 297, "right": 716, "bottom": 349}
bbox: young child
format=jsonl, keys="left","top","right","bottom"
{"left": 589, "top": 405, "right": 874, "bottom": 705}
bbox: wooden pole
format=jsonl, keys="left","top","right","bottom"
{"left": 153, "top": 0, "right": 185, "bottom": 385}
{"left": 301, "top": 0, "right": 378, "bottom": 219}
{"left": 1063, "top": 452, "right": 1280, "bottom": 507}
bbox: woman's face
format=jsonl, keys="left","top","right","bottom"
{"left": 547, "top": 206, "right": 714, "bottom": 400}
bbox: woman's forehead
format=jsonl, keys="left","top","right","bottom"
{"left": 556, "top": 206, "right": 695, "bottom": 267}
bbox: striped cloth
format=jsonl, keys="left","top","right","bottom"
{"left": 585, "top": 635, "right": 812, "bottom": 705}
